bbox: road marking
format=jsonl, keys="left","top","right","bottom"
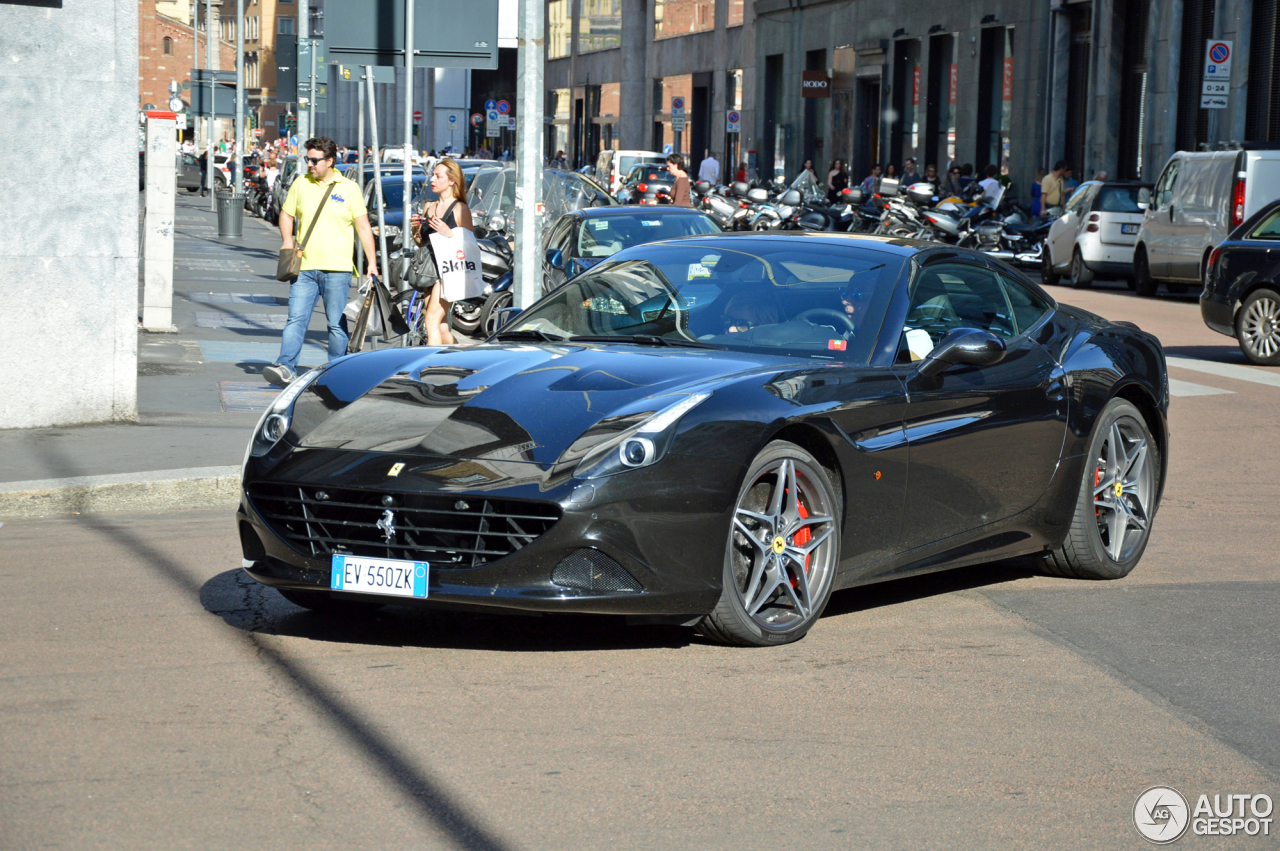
{"left": 198, "top": 340, "right": 328, "bottom": 366}
{"left": 1167, "top": 356, "right": 1280, "bottom": 388}
{"left": 1168, "top": 378, "right": 1234, "bottom": 397}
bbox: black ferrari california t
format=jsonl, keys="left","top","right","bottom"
{"left": 238, "top": 234, "right": 1169, "bottom": 646}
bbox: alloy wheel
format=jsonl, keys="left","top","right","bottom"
{"left": 1091, "top": 417, "right": 1155, "bottom": 562}
{"left": 1239, "top": 293, "right": 1280, "bottom": 361}
{"left": 729, "top": 457, "right": 837, "bottom": 633}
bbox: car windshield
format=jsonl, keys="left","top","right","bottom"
{"left": 507, "top": 241, "right": 899, "bottom": 360}
{"left": 576, "top": 214, "right": 721, "bottom": 258}
{"left": 628, "top": 168, "right": 674, "bottom": 186}
{"left": 1095, "top": 185, "right": 1146, "bottom": 213}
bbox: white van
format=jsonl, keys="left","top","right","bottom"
{"left": 1133, "top": 149, "right": 1280, "bottom": 296}
{"left": 596, "top": 149, "right": 666, "bottom": 195}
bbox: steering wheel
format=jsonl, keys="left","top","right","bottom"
{"left": 795, "top": 308, "right": 856, "bottom": 335}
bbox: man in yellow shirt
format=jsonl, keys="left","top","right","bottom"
{"left": 1039, "top": 160, "right": 1069, "bottom": 215}
{"left": 264, "top": 136, "right": 378, "bottom": 387}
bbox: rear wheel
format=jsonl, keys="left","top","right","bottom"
{"left": 1041, "top": 244, "right": 1060, "bottom": 286}
{"left": 479, "top": 289, "right": 514, "bottom": 338}
{"left": 1236, "top": 288, "right": 1280, "bottom": 365}
{"left": 1069, "top": 248, "right": 1094, "bottom": 289}
{"left": 699, "top": 441, "right": 840, "bottom": 646}
{"left": 1133, "top": 247, "right": 1158, "bottom": 297}
{"left": 451, "top": 298, "right": 484, "bottom": 336}
{"left": 1039, "top": 399, "right": 1160, "bottom": 580}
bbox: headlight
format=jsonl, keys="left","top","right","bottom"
{"left": 243, "top": 367, "right": 324, "bottom": 467}
{"left": 489, "top": 213, "right": 506, "bottom": 231}
{"left": 573, "top": 392, "right": 710, "bottom": 479}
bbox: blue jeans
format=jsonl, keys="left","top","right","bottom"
{"left": 277, "top": 270, "right": 351, "bottom": 373}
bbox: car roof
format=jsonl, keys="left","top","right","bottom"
{"left": 569, "top": 207, "right": 713, "bottom": 220}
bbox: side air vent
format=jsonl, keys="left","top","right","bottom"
{"left": 551, "top": 549, "right": 643, "bottom": 593}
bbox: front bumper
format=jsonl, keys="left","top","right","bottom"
{"left": 237, "top": 447, "right": 739, "bottom": 616}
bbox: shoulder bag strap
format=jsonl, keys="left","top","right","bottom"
{"left": 298, "top": 182, "right": 337, "bottom": 251}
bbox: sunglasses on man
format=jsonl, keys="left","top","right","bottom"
{"left": 306, "top": 156, "right": 330, "bottom": 166}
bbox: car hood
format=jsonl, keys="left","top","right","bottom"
{"left": 288, "top": 342, "right": 794, "bottom": 469}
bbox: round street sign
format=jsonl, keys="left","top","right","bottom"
{"left": 448, "top": 114, "right": 457, "bottom": 124}
{"left": 413, "top": 110, "right": 423, "bottom": 121}
{"left": 727, "top": 110, "right": 740, "bottom": 123}
{"left": 497, "top": 100, "right": 510, "bottom": 114}
{"left": 484, "top": 99, "right": 497, "bottom": 111}
{"left": 1209, "top": 42, "right": 1230, "bottom": 63}
{"left": 671, "top": 96, "right": 685, "bottom": 111}
{"left": 471, "top": 113, "right": 484, "bottom": 127}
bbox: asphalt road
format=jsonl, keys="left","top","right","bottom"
{"left": 3, "top": 279, "right": 1278, "bottom": 850}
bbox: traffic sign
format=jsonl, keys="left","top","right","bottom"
{"left": 486, "top": 108, "right": 501, "bottom": 138}
{"left": 448, "top": 114, "right": 457, "bottom": 124}
{"left": 471, "top": 113, "right": 484, "bottom": 127}
{"left": 1203, "top": 40, "right": 1233, "bottom": 81}
{"left": 413, "top": 110, "right": 423, "bottom": 121}
{"left": 727, "top": 110, "right": 741, "bottom": 133}
{"left": 671, "top": 96, "right": 685, "bottom": 111}
{"left": 497, "top": 100, "right": 510, "bottom": 114}
{"left": 485, "top": 99, "right": 497, "bottom": 111}
{"left": 671, "top": 96, "right": 686, "bottom": 133}
{"left": 506, "top": 116, "right": 516, "bottom": 128}
{"left": 1202, "top": 80, "right": 1230, "bottom": 95}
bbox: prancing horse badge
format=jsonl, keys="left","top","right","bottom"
{"left": 388, "top": 463, "right": 405, "bottom": 477}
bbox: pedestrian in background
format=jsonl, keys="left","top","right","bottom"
{"left": 1064, "top": 166, "right": 1079, "bottom": 192}
{"left": 736, "top": 161, "right": 748, "bottom": 183}
{"left": 858, "top": 162, "right": 880, "bottom": 197}
{"left": 1040, "top": 161, "right": 1069, "bottom": 215}
{"left": 410, "top": 158, "right": 473, "bottom": 347}
{"left": 666, "top": 153, "right": 692, "bottom": 206}
{"left": 943, "top": 165, "right": 964, "bottom": 196}
{"left": 957, "top": 163, "right": 975, "bottom": 190}
{"left": 924, "top": 163, "right": 941, "bottom": 194}
{"left": 1030, "top": 166, "right": 1047, "bottom": 216}
{"left": 698, "top": 150, "right": 720, "bottom": 184}
{"left": 263, "top": 137, "right": 379, "bottom": 388}
{"left": 791, "top": 158, "right": 819, "bottom": 194}
{"left": 978, "top": 164, "right": 1002, "bottom": 204}
{"left": 884, "top": 162, "right": 898, "bottom": 181}
{"left": 901, "top": 157, "right": 921, "bottom": 185}
{"left": 829, "top": 159, "right": 849, "bottom": 202}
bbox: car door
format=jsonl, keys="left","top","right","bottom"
{"left": 893, "top": 260, "right": 1068, "bottom": 552}
{"left": 542, "top": 217, "right": 576, "bottom": 295}
{"left": 1169, "top": 157, "right": 1219, "bottom": 280}
{"left": 1144, "top": 158, "right": 1181, "bottom": 277}
{"left": 1049, "top": 183, "right": 1093, "bottom": 269}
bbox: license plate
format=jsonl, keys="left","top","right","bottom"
{"left": 330, "top": 554, "right": 428, "bottom": 599}
{"left": 1121, "top": 223, "right": 1139, "bottom": 234}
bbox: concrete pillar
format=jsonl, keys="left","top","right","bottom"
{"left": 1219, "top": 0, "right": 1252, "bottom": 143}
{"left": 142, "top": 114, "right": 178, "bottom": 332}
{"left": 619, "top": 0, "right": 647, "bottom": 149}
{"left": 1143, "top": 0, "right": 1183, "bottom": 179}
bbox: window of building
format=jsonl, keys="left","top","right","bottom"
{"left": 548, "top": 88, "right": 571, "bottom": 160}
{"left": 976, "top": 26, "right": 1014, "bottom": 174}
{"left": 597, "top": 82, "right": 621, "bottom": 151}
{"left": 891, "top": 39, "right": 921, "bottom": 168}
{"left": 278, "top": 17, "right": 294, "bottom": 35}
{"left": 163, "top": 37, "right": 172, "bottom": 55}
{"left": 655, "top": 0, "right": 713, "bottom": 40}
{"left": 548, "top": 0, "right": 571, "bottom": 59}
{"left": 925, "top": 34, "right": 957, "bottom": 170}
{"left": 578, "top": 0, "right": 621, "bottom": 53}
{"left": 727, "top": 0, "right": 744, "bottom": 27}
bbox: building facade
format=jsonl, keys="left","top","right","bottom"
{"left": 753, "top": 0, "right": 1279, "bottom": 202}
{"left": 545, "top": 0, "right": 758, "bottom": 179}
{"left": 138, "top": 0, "right": 236, "bottom": 135}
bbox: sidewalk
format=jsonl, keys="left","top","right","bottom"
{"left": 1, "top": 192, "right": 367, "bottom": 515}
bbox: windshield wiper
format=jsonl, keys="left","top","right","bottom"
{"left": 493, "top": 329, "right": 567, "bottom": 343}
{"left": 570, "top": 334, "right": 724, "bottom": 349}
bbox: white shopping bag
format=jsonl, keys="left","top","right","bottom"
{"left": 428, "top": 228, "right": 486, "bottom": 303}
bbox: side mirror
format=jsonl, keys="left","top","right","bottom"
{"left": 916, "top": 328, "right": 1006, "bottom": 379}
{"left": 493, "top": 306, "right": 522, "bottom": 332}
{"left": 546, "top": 248, "right": 564, "bottom": 269}
{"left": 1137, "top": 187, "right": 1151, "bottom": 211}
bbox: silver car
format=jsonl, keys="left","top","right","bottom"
{"left": 1043, "top": 181, "right": 1150, "bottom": 289}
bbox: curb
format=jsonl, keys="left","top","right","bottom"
{"left": 0, "top": 466, "right": 242, "bottom": 518}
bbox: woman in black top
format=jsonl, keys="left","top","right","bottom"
{"left": 827, "top": 160, "right": 849, "bottom": 203}
{"left": 410, "top": 158, "right": 473, "bottom": 346}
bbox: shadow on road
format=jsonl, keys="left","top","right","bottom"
{"left": 824, "top": 558, "right": 1038, "bottom": 618}
{"left": 1161, "top": 343, "right": 1248, "bottom": 363}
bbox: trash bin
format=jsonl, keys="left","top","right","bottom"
{"left": 216, "top": 190, "right": 244, "bottom": 238}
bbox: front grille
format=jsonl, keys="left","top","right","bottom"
{"left": 248, "top": 482, "right": 561, "bottom": 568}
{"left": 551, "top": 549, "right": 643, "bottom": 593}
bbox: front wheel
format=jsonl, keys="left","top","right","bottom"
{"left": 479, "top": 289, "right": 514, "bottom": 338}
{"left": 451, "top": 298, "right": 484, "bottom": 335}
{"left": 699, "top": 441, "right": 841, "bottom": 646}
{"left": 1039, "top": 399, "right": 1160, "bottom": 580}
{"left": 1236, "top": 288, "right": 1280, "bottom": 365}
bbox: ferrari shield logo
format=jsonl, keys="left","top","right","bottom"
{"left": 388, "top": 463, "right": 405, "bottom": 477}
{"left": 1114, "top": 481, "right": 1123, "bottom": 499}
{"left": 772, "top": 536, "right": 786, "bottom": 555}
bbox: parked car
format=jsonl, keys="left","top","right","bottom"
{"left": 1199, "top": 198, "right": 1280, "bottom": 364}
{"left": 595, "top": 148, "right": 666, "bottom": 194}
{"left": 363, "top": 173, "right": 434, "bottom": 232}
{"left": 138, "top": 150, "right": 207, "bottom": 193}
{"left": 1042, "top": 181, "right": 1151, "bottom": 288}
{"left": 618, "top": 164, "right": 675, "bottom": 205}
{"left": 271, "top": 155, "right": 301, "bottom": 215}
{"left": 1134, "top": 148, "right": 1280, "bottom": 296}
{"left": 542, "top": 206, "right": 722, "bottom": 294}
{"left": 239, "top": 234, "right": 1169, "bottom": 646}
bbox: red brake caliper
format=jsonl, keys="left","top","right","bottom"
{"left": 789, "top": 498, "right": 812, "bottom": 588}
{"left": 1095, "top": 467, "right": 1102, "bottom": 517}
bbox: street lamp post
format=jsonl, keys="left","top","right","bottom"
{"left": 515, "top": 0, "right": 544, "bottom": 309}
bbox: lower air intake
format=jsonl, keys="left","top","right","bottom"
{"left": 551, "top": 549, "right": 643, "bottom": 593}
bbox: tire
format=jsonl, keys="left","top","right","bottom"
{"left": 1133, "top": 246, "right": 1158, "bottom": 297}
{"left": 1041, "top": 244, "right": 1060, "bottom": 286}
{"left": 186, "top": 186, "right": 200, "bottom": 193}
{"left": 479, "top": 289, "right": 514, "bottom": 338}
{"left": 277, "top": 587, "right": 384, "bottom": 614}
{"left": 1235, "top": 288, "right": 1280, "bottom": 365}
{"left": 1069, "top": 248, "right": 1094, "bottom": 289}
{"left": 451, "top": 298, "right": 483, "bottom": 336}
{"left": 1039, "top": 399, "right": 1160, "bottom": 580}
{"left": 698, "top": 441, "right": 841, "bottom": 646}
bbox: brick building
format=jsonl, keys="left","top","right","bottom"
{"left": 138, "top": 0, "right": 235, "bottom": 139}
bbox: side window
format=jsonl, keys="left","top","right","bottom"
{"left": 1064, "top": 184, "right": 1092, "bottom": 214}
{"left": 998, "top": 274, "right": 1052, "bottom": 335}
{"left": 902, "top": 263, "right": 1017, "bottom": 354}
{"left": 1154, "top": 160, "right": 1180, "bottom": 208}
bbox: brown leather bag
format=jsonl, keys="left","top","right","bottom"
{"left": 276, "top": 182, "right": 336, "bottom": 281}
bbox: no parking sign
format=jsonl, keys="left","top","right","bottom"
{"left": 1201, "top": 40, "right": 1233, "bottom": 109}
{"left": 727, "top": 110, "right": 741, "bottom": 134}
